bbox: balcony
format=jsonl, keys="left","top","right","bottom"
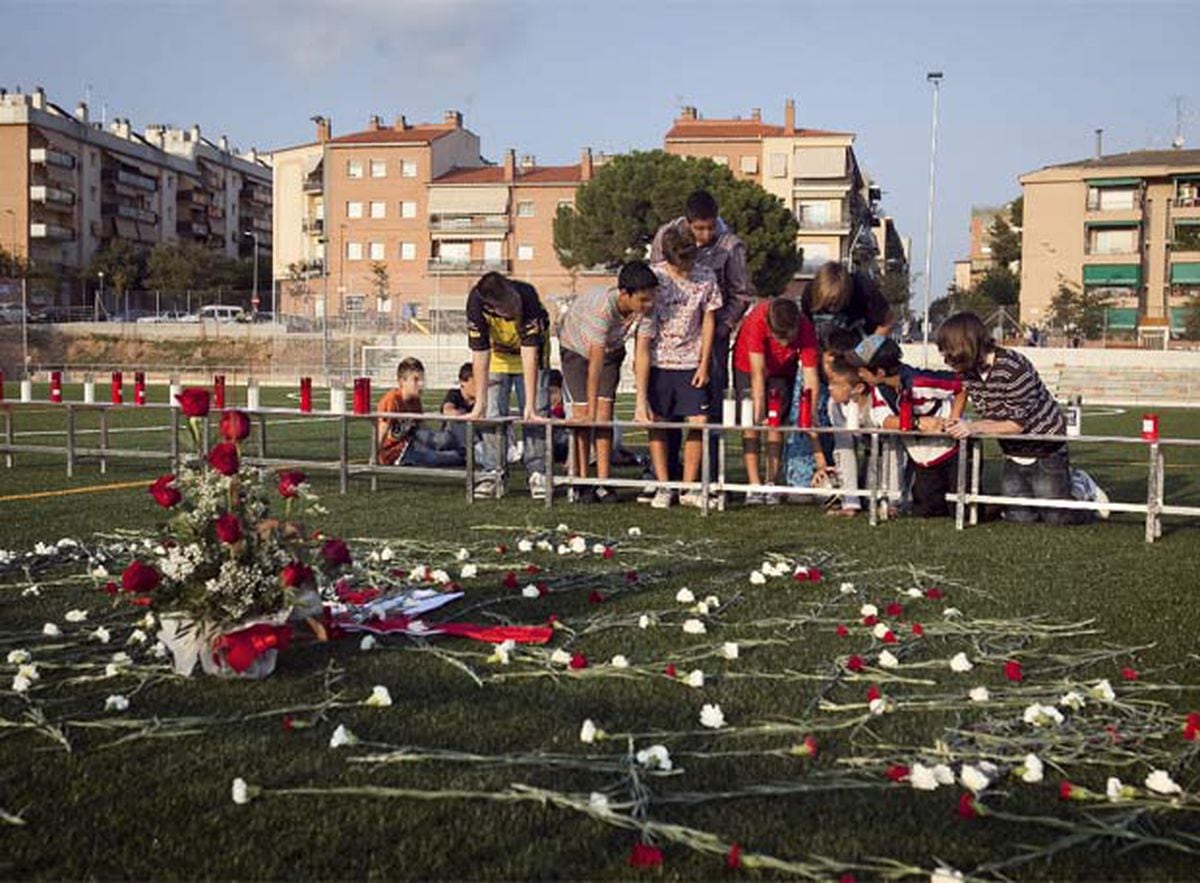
{"left": 104, "top": 168, "right": 158, "bottom": 192}
{"left": 303, "top": 173, "right": 323, "bottom": 193}
{"left": 29, "top": 184, "right": 75, "bottom": 206}
{"left": 796, "top": 216, "right": 850, "bottom": 232}
{"left": 29, "top": 223, "right": 75, "bottom": 241}
{"left": 177, "top": 221, "right": 209, "bottom": 237}
{"left": 114, "top": 204, "right": 158, "bottom": 224}
{"left": 29, "top": 147, "right": 76, "bottom": 169}
{"left": 429, "top": 215, "right": 510, "bottom": 237}
{"left": 180, "top": 188, "right": 212, "bottom": 207}
{"left": 302, "top": 217, "right": 325, "bottom": 235}
{"left": 426, "top": 258, "right": 510, "bottom": 274}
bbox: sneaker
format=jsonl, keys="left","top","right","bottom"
{"left": 473, "top": 479, "right": 497, "bottom": 500}
{"left": 528, "top": 471, "right": 548, "bottom": 501}
{"left": 593, "top": 486, "right": 619, "bottom": 504}
{"left": 1070, "top": 468, "right": 1110, "bottom": 519}
{"left": 764, "top": 491, "right": 782, "bottom": 506}
{"left": 569, "top": 486, "right": 595, "bottom": 504}
{"left": 679, "top": 490, "right": 716, "bottom": 509}
{"left": 745, "top": 491, "right": 766, "bottom": 506}
{"left": 507, "top": 441, "right": 523, "bottom": 464}
{"left": 649, "top": 488, "right": 675, "bottom": 509}
{"left": 637, "top": 483, "right": 658, "bottom": 504}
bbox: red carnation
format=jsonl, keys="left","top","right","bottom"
{"left": 1059, "top": 780, "right": 1077, "bottom": 801}
{"left": 1120, "top": 667, "right": 1139, "bottom": 681}
{"left": 625, "top": 569, "right": 638, "bottom": 583}
{"left": 836, "top": 624, "right": 850, "bottom": 638}
{"left": 602, "top": 547, "right": 615, "bottom": 559}
{"left": 809, "top": 568, "right": 823, "bottom": 582}
{"left": 664, "top": 663, "right": 677, "bottom": 678}
{"left": 503, "top": 571, "right": 518, "bottom": 589}
{"left": 862, "top": 614, "right": 878, "bottom": 627}
{"left": 214, "top": 512, "right": 243, "bottom": 545}
{"left": 628, "top": 843, "right": 663, "bottom": 868}
{"left": 1185, "top": 722, "right": 1198, "bottom": 742}
{"left": 911, "top": 623, "right": 925, "bottom": 636}
{"left": 282, "top": 715, "right": 295, "bottom": 732}
{"left": 924, "top": 587, "right": 944, "bottom": 600}
{"left": 846, "top": 654, "right": 866, "bottom": 673}
{"left": 886, "top": 764, "right": 910, "bottom": 782}
{"left": 175, "top": 387, "right": 210, "bottom": 417}
{"left": 866, "top": 685, "right": 881, "bottom": 702}
{"left": 1003, "top": 660, "right": 1024, "bottom": 682}
{"left": 885, "top": 602, "right": 904, "bottom": 618}
{"left": 277, "top": 469, "right": 306, "bottom": 498}
{"left": 726, "top": 843, "right": 742, "bottom": 869}
{"left": 219, "top": 409, "right": 251, "bottom": 442}
{"left": 957, "top": 792, "right": 978, "bottom": 820}
{"left": 149, "top": 474, "right": 182, "bottom": 509}
{"left": 121, "top": 560, "right": 160, "bottom": 594}
{"left": 525, "top": 564, "right": 541, "bottom": 574}
{"left": 569, "top": 653, "right": 588, "bottom": 670}
{"left": 840, "top": 875, "right": 856, "bottom": 883}
{"left": 793, "top": 569, "right": 811, "bottom": 582}
{"left": 588, "top": 590, "right": 605, "bottom": 604}
{"left": 281, "top": 561, "right": 313, "bottom": 588}
{"left": 207, "top": 442, "right": 240, "bottom": 476}
{"left": 796, "top": 734, "right": 818, "bottom": 757}
{"left": 536, "top": 581, "right": 548, "bottom": 596}
{"left": 102, "top": 581, "right": 118, "bottom": 596}
{"left": 882, "top": 630, "right": 898, "bottom": 645}
{"left": 495, "top": 543, "right": 507, "bottom": 555}
{"left": 321, "top": 538, "right": 351, "bottom": 567}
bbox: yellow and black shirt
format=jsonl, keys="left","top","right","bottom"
{"left": 466, "top": 279, "right": 550, "bottom": 374}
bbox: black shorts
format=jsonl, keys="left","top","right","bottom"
{"left": 733, "top": 369, "right": 794, "bottom": 418}
{"left": 649, "top": 367, "right": 708, "bottom": 419}
{"left": 561, "top": 347, "right": 623, "bottom": 403}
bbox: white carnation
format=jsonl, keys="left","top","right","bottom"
{"left": 1059, "top": 690, "right": 1086, "bottom": 710}
{"left": 949, "top": 652, "right": 973, "bottom": 673}
{"left": 460, "top": 563, "right": 478, "bottom": 579}
{"left": 720, "top": 642, "right": 739, "bottom": 660}
{"left": 860, "top": 603, "right": 878, "bottom": 617}
{"left": 635, "top": 744, "right": 672, "bottom": 771}
{"left": 359, "top": 635, "right": 377, "bottom": 651}
{"left": 521, "top": 585, "right": 540, "bottom": 599}
{"left": 968, "top": 686, "right": 990, "bottom": 702}
{"left": 878, "top": 650, "right": 899, "bottom": 669}
{"left": 749, "top": 571, "right": 766, "bottom": 585}
{"left": 231, "top": 778, "right": 251, "bottom": 805}
{"left": 6, "top": 649, "right": 30, "bottom": 665}
{"left": 872, "top": 622, "right": 891, "bottom": 640}
{"left": 104, "top": 694, "right": 130, "bottom": 712}
{"left": 610, "top": 655, "right": 630, "bottom": 669}
{"left": 550, "top": 649, "right": 572, "bottom": 665}
{"left": 699, "top": 703, "right": 726, "bottom": 729}
{"left": 569, "top": 536, "right": 588, "bottom": 554}
{"left": 675, "top": 588, "right": 695, "bottom": 604}
{"left": 1145, "top": 769, "right": 1182, "bottom": 795}
{"left": 682, "top": 619, "right": 706, "bottom": 635}
{"left": 627, "top": 526, "right": 642, "bottom": 537}
{"left": 42, "top": 623, "right": 60, "bottom": 636}
{"left": 1020, "top": 754, "right": 1044, "bottom": 783}
{"left": 909, "top": 763, "right": 939, "bottom": 791}
{"left": 64, "top": 609, "right": 88, "bottom": 623}
{"left": 329, "top": 724, "right": 358, "bottom": 748}
{"left": 517, "top": 539, "right": 534, "bottom": 553}
{"left": 960, "top": 764, "right": 991, "bottom": 793}
{"left": 684, "top": 669, "right": 705, "bottom": 688}
{"left": 455, "top": 547, "right": 470, "bottom": 562}
{"left": 1090, "top": 679, "right": 1116, "bottom": 702}
{"left": 364, "top": 685, "right": 392, "bottom": 707}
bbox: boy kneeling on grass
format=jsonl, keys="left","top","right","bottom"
{"left": 557, "top": 260, "right": 658, "bottom": 503}
{"left": 376, "top": 358, "right": 465, "bottom": 468}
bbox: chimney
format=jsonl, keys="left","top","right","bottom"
{"left": 219, "top": 134, "right": 229, "bottom": 152}
{"left": 191, "top": 124, "right": 202, "bottom": 143}
{"left": 393, "top": 114, "right": 409, "bottom": 131}
{"left": 248, "top": 147, "right": 258, "bottom": 163}
{"left": 784, "top": 99, "right": 796, "bottom": 135}
{"left": 1094, "top": 128, "right": 1103, "bottom": 159}
{"left": 75, "top": 101, "right": 88, "bottom": 123}
{"left": 750, "top": 107, "right": 762, "bottom": 122}
{"left": 32, "top": 86, "right": 45, "bottom": 109}
{"left": 443, "top": 109, "right": 462, "bottom": 128}
{"left": 520, "top": 154, "right": 536, "bottom": 170}
{"left": 368, "top": 114, "right": 382, "bottom": 131}
{"left": 503, "top": 148, "right": 516, "bottom": 182}
{"left": 580, "top": 147, "right": 593, "bottom": 182}
{"left": 680, "top": 105, "right": 698, "bottom": 121}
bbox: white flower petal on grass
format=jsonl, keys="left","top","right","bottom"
{"left": 1059, "top": 690, "right": 1086, "bottom": 710}
{"left": 1022, "top": 704, "right": 1065, "bottom": 727}
{"left": 635, "top": 744, "right": 672, "bottom": 771}
{"left": 22, "top": 586, "right": 40, "bottom": 597}
{"left": 550, "top": 649, "right": 572, "bottom": 666}
{"left": 949, "top": 652, "right": 973, "bottom": 673}
{"left": 1090, "top": 679, "right": 1116, "bottom": 702}
{"left": 460, "top": 563, "right": 478, "bottom": 580}
{"left": 699, "top": 703, "right": 726, "bottom": 729}
{"left": 720, "top": 642, "right": 739, "bottom": 660}
{"left": 1020, "top": 754, "right": 1044, "bottom": 784}
{"left": 64, "top": 609, "right": 88, "bottom": 623}
{"left": 839, "top": 582, "right": 855, "bottom": 595}
{"left": 588, "top": 791, "right": 610, "bottom": 811}
{"left": 860, "top": 603, "right": 878, "bottom": 617}
{"left": 638, "top": 614, "right": 652, "bottom": 630}
{"left": 682, "top": 619, "right": 706, "bottom": 635}
{"left": 1145, "top": 769, "right": 1183, "bottom": 795}
{"left": 960, "top": 764, "right": 991, "bottom": 793}
{"left": 909, "top": 763, "right": 940, "bottom": 791}
{"left": 872, "top": 622, "right": 891, "bottom": 640}
{"left": 749, "top": 570, "right": 766, "bottom": 585}
{"left": 904, "top": 588, "right": 924, "bottom": 598}
{"left": 91, "top": 626, "right": 111, "bottom": 644}
{"left": 684, "top": 669, "right": 705, "bottom": 688}
{"left": 364, "top": 686, "right": 393, "bottom": 708}
{"left": 517, "top": 539, "right": 534, "bottom": 553}
{"left": 104, "top": 694, "right": 129, "bottom": 712}
{"left": 455, "top": 548, "right": 471, "bottom": 562}
{"left": 6, "top": 649, "right": 30, "bottom": 665}
{"left": 878, "top": 650, "right": 899, "bottom": 669}
{"left": 569, "top": 536, "right": 588, "bottom": 554}
{"left": 329, "top": 724, "right": 358, "bottom": 748}
{"left": 359, "top": 635, "right": 377, "bottom": 652}
{"left": 610, "top": 655, "right": 630, "bottom": 669}
{"left": 931, "top": 867, "right": 964, "bottom": 883}
{"left": 675, "top": 588, "right": 695, "bottom": 604}
{"left": 521, "top": 585, "right": 540, "bottom": 599}
{"left": 627, "top": 526, "right": 642, "bottom": 537}
{"left": 968, "top": 686, "right": 990, "bottom": 703}
{"left": 231, "top": 778, "right": 251, "bottom": 805}
{"left": 41, "top": 623, "right": 60, "bottom": 637}
{"left": 932, "top": 764, "right": 956, "bottom": 785}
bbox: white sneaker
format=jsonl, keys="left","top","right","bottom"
{"left": 649, "top": 488, "right": 675, "bottom": 509}
{"left": 637, "top": 484, "right": 658, "bottom": 504}
{"left": 745, "top": 491, "right": 766, "bottom": 505}
{"left": 679, "top": 490, "right": 714, "bottom": 509}
{"left": 1070, "top": 468, "right": 1110, "bottom": 520}
{"left": 764, "top": 491, "right": 782, "bottom": 506}
{"left": 473, "top": 479, "right": 497, "bottom": 500}
{"left": 528, "top": 471, "right": 547, "bottom": 500}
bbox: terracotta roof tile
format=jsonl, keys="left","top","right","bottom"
{"left": 665, "top": 121, "right": 850, "bottom": 140}
{"left": 329, "top": 125, "right": 454, "bottom": 145}
{"left": 432, "top": 164, "right": 583, "bottom": 185}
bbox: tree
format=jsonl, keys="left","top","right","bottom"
{"left": 976, "top": 266, "right": 1020, "bottom": 308}
{"left": 1182, "top": 295, "right": 1200, "bottom": 342}
{"left": 1008, "top": 195, "right": 1024, "bottom": 228}
{"left": 553, "top": 150, "right": 800, "bottom": 296}
{"left": 370, "top": 261, "right": 390, "bottom": 311}
{"left": 929, "top": 285, "right": 995, "bottom": 329}
{"left": 878, "top": 269, "right": 912, "bottom": 319}
{"left": 144, "top": 242, "right": 215, "bottom": 292}
{"left": 1048, "top": 281, "right": 1112, "bottom": 340}
{"left": 90, "top": 239, "right": 145, "bottom": 294}
{"left": 0, "top": 245, "right": 28, "bottom": 278}
{"left": 988, "top": 215, "right": 1022, "bottom": 267}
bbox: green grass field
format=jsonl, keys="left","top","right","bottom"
{"left": 2, "top": 385, "right": 1200, "bottom": 880}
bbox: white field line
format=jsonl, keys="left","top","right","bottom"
{"left": 14, "top": 416, "right": 340, "bottom": 439}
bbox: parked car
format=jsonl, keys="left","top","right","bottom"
{"left": 0, "top": 303, "right": 24, "bottom": 324}
{"left": 181, "top": 305, "right": 247, "bottom": 324}
{"left": 136, "top": 311, "right": 192, "bottom": 324}
{"left": 109, "top": 308, "right": 155, "bottom": 323}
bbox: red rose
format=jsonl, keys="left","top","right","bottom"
{"left": 957, "top": 792, "right": 978, "bottom": 820}
{"left": 176, "top": 387, "right": 210, "bottom": 417}
{"left": 862, "top": 615, "right": 878, "bottom": 627}
{"left": 281, "top": 561, "right": 313, "bottom": 588}
{"left": 886, "top": 764, "right": 910, "bottom": 782}
{"left": 588, "top": 591, "right": 605, "bottom": 604}
{"left": 846, "top": 655, "right": 865, "bottom": 673}
{"left": 664, "top": 663, "right": 677, "bottom": 678}
{"left": 924, "top": 587, "right": 944, "bottom": 600}
{"left": 1120, "top": 667, "right": 1139, "bottom": 681}
{"left": 911, "top": 623, "right": 925, "bottom": 636}
{"left": 866, "top": 685, "right": 881, "bottom": 702}
{"left": 568, "top": 653, "right": 588, "bottom": 670}
{"left": 836, "top": 624, "right": 850, "bottom": 638}
{"left": 321, "top": 538, "right": 351, "bottom": 568}
{"left": 1003, "top": 660, "right": 1024, "bottom": 682}
{"left": 503, "top": 571, "right": 518, "bottom": 589}
{"left": 207, "top": 442, "right": 240, "bottom": 476}
{"left": 726, "top": 843, "right": 742, "bottom": 869}
{"left": 601, "top": 547, "right": 614, "bottom": 559}
{"left": 882, "top": 630, "right": 898, "bottom": 645}
{"left": 537, "top": 582, "right": 548, "bottom": 596}
{"left": 149, "top": 474, "right": 182, "bottom": 509}
{"left": 121, "top": 560, "right": 161, "bottom": 594}
{"left": 102, "top": 581, "right": 118, "bottom": 596}
{"left": 214, "top": 512, "right": 243, "bottom": 544}
{"left": 624, "top": 569, "right": 638, "bottom": 583}
{"left": 277, "top": 469, "right": 306, "bottom": 498}
{"left": 219, "top": 409, "right": 251, "bottom": 442}
{"left": 628, "top": 843, "right": 663, "bottom": 868}
{"left": 525, "top": 564, "right": 541, "bottom": 574}
{"left": 885, "top": 602, "right": 904, "bottom": 618}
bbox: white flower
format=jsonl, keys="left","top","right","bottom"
{"left": 91, "top": 626, "right": 111, "bottom": 644}
{"left": 329, "top": 724, "right": 358, "bottom": 748}
{"left": 408, "top": 565, "right": 428, "bottom": 581}
{"left": 839, "top": 581, "right": 855, "bottom": 595}
{"left": 569, "top": 536, "right": 588, "bottom": 554}
{"left": 380, "top": 546, "right": 395, "bottom": 561}
{"left": 704, "top": 595, "right": 720, "bottom": 608}
{"left": 868, "top": 697, "right": 887, "bottom": 715}
{"left": 231, "top": 778, "right": 251, "bottom": 805}
{"left": 579, "top": 718, "right": 603, "bottom": 743}
{"left": 556, "top": 523, "right": 570, "bottom": 532}
{"left": 949, "top": 652, "right": 973, "bottom": 673}
{"left": 684, "top": 669, "right": 705, "bottom": 688}
{"left": 455, "top": 547, "right": 471, "bottom": 562}
{"left": 682, "top": 619, "right": 706, "bottom": 635}
{"left": 110, "top": 652, "right": 131, "bottom": 665}
{"left": 693, "top": 600, "right": 711, "bottom": 616}
{"left": 968, "top": 686, "right": 990, "bottom": 702}
{"left": 536, "top": 539, "right": 553, "bottom": 552}
{"left": 627, "top": 526, "right": 642, "bottom": 537}
{"left": 41, "top": 623, "right": 60, "bottom": 637}
{"left": 872, "top": 622, "right": 891, "bottom": 640}
{"left": 960, "top": 764, "right": 991, "bottom": 793}
{"left": 152, "top": 641, "right": 168, "bottom": 659}
{"left": 11, "top": 673, "right": 32, "bottom": 693}
{"left": 699, "top": 703, "right": 726, "bottom": 729}
{"left": 592, "top": 543, "right": 607, "bottom": 555}
{"left": 1145, "top": 769, "right": 1183, "bottom": 795}
{"left": 933, "top": 764, "right": 956, "bottom": 785}
{"left": 6, "top": 649, "right": 30, "bottom": 665}
{"left": 406, "top": 620, "right": 429, "bottom": 634}
{"left": 103, "top": 694, "right": 129, "bottom": 712}
{"left": 638, "top": 614, "right": 652, "bottom": 629}
{"left": 1059, "top": 690, "right": 1086, "bottom": 710}
{"left": 610, "top": 655, "right": 630, "bottom": 669}
{"left": 942, "top": 607, "right": 963, "bottom": 618}
{"left": 860, "top": 603, "right": 878, "bottom": 617}
{"left": 878, "top": 650, "right": 899, "bottom": 669}
{"left": 931, "top": 867, "right": 964, "bottom": 883}
{"left": 104, "top": 663, "right": 121, "bottom": 678}
{"left": 521, "top": 585, "right": 540, "bottom": 599}
{"left": 1107, "top": 776, "right": 1136, "bottom": 801}
{"left": 1020, "top": 754, "right": 1044, "bottom": 784}
{"left": 910, "top": 762, "right": 940, "bottom": 791}
{"left": 460, "top": 563, "right": 478, "bottom": 580}
{"left": 1023, "top": 704, "right": 1065, "bottom": 727}
{"left": 749, "top": 571, "right": 766, "bottom": 585}
{"left": 22, "top": 586, "right": 40, "bottom": 598}
{"left": 588, "top": 792, "right": 610, "bottom": 811}
{"left": 429, "top": 569, "right": 451, "bottom": 585}
{"left": 675, "top": 588, "right": 695, "bottom": 604}
{"left": 57, "top": 538, "right": 78, "bottom": 548}
{"left": 517, "top": 539, "right": 534, "bottom": 553}
{"left": 92, "top": 565, "right": 110, "bottom": 579}
{"left": 137, "top": 612, "right": 156, "bottom": 630}
{"left": 556, "top": 544, "right": 570, "bottom": 556}
{"left": 127, "top": 629, "right": 148, "bottom": 645}
{"left": 635, "top": 744, "right": 672, "bottom": 771}
{"left": 359, "top": 635, "right": 377, "bottom": 651}
{"left": 550, "top": 649, "right": 572, "bottom": 666}
{"left": 1090, "top": 679, "right": 1116, "bottom": 702}
{"left": 64, "top": 609, "right": 88, "bottom": 623}
{"left": 489, "top": 640, "right": 517, "bottom": 665}
{"left": 18, "top": 665, "right": 42, "bottom": 684}
{"left": 364, "top": 685, "right": 393, "bottom": 708}
{"left": 720, "top": 642, "right": 739, "bottom": 660}
{"left": 905, "top": 588, "right": 924, "bottom": 598}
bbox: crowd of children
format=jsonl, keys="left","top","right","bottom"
{"left": 374, "top": 188, "right": 1108, "bottom": 524}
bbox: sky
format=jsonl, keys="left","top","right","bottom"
{"left": 3, "top": 0, "right": 1198, "bottom": 301}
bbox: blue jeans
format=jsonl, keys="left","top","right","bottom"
{"left": 1001, "top": 448, "right": 1090, "bottom": 525}
{"left": 400, "top": 428, "right": 465, "bottom": 468}
{"left": 478, "top": 370, "right": 550, "bottom": 479}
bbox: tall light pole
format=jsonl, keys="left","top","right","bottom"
{"left": 244, "top": 231, "right": 259, "bottom": 315}
{"left": 922, "top": 70, "right": 943, "bottom": 367}
{"left": 97, "top": 271, "right": 105, "bottom": 322}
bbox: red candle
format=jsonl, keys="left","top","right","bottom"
{"left": 1141, "top": 413, "right": 1159, "bottom": 442}
{"left": 767, "top": 387, "right": 782, "bottom": 427}
{"left": 798, "top": 387, "right": 814, "bottom": 429}
{"left": 134, "top": 371, "right": 146, "bottom": 406}
{"left": 353, "top": 377, "right": 371, "bottom": 415}
{"left": 899, "top": 389, "right": 914, "bottom": 431}
{"left": 50, "top": 371, "right": 63, "bottom": 403}
{"left": 299, "top": 377, "right": 313, "bottom": 412}
{"left": 213, "top": 375, "right": 226, "bottom": 409}
{"left": 111, "top": 371, "right": 124, "bottom": 405}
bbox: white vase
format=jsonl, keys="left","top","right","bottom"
{"left": 157, "top": 614, "right": 283, "bottom": 680}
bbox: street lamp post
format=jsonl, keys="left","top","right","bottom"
{"left": 97, "top": 271, "right": 105, "bottom": 322}
{"left": 922, "top": 70, "right": 944, "bottom": 367}
{"left": 244, "top": 231, "right": 259, "bottom": 316}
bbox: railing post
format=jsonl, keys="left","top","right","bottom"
{"left": 99, "top": 408, "right": 109, "bottom": 475}
{"left": 969, "top": 439, "right": 982, "bottom": 526}
{"left": 3, "top": 408, "right": 13, "bottom": 469}
{"left": 258, "top": 413, "right": 268, "bottom": 460}
{"left": 1155, "top": 446, "right": 1166, "bottom": 541}
{"left": 717, "top": 414, "right": 727, "bottom": 512}
{"left": 339, "top": 414, "right": 350, "bottom": 495}
{"left": 65, "top": 404, "right": 76, "bottom": 478}
{"left": 368, "top": 417, "right": 379, "bottom": 493}
{"left": 954, "top": 436, "right": 968, "bottom": 530}
{"left": 543, "top": 419, "right": 553, "bottom": 509}
{"left": 465, "top": 420, "right": 475, "bottom": 505}
{"left": 867, "top": 432, "right": 879, "bottom": 527}
{"left": 170, "top": 406, "right": 180, "bottom": 473}
{"left": 700, "top": 425, "right": 711, "bottom": 516}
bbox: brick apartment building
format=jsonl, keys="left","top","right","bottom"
{"left": 952, "top": 203, "right": 1021, "bottom": 292}
{"left": 0, "top": 86, "right": 271, "bottom": 308}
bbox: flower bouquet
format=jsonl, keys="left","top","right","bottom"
{"left": 113, "top": 388, "right": 350, "bottom": 678}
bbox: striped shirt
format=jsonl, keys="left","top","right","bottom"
{"left": 964, "top": 348, "right": 1064, "bottom": 456}
{"left": 557, "top": 288, "right": 638, "bottom": 357}
{"left": 869, "top": 367, "right": 961, "bottom": 467}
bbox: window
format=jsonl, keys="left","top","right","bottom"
{"left": 346, "top": 241, "right": 363, "bottom": 261}
{"left": 712, "top": 155, "right": 729, "bottom": 167}
{"left": 400, "top": 200, "right": 416, "bottom": 218}
{"left": 516, "top": 200, "right": 535, "bottom": 218}
{"left": 769, "top": 153, "right": 788, "bottom": 178}
{"left": 740, "top": 155, "right": 759, "bottom": 174}
{"left": 801, "top": 242, "right": 833, "bottom": 273}
{"left": 438, "top": 241, "right": 470, "bottom": 263}
{"left": 347, "top": 160, "right": 363, "bottom": 179}
{"left": 369, "top": 241, "right": 385, "bottom": 261}
{"left": 347, "top": 201, "right": 363, "bottom": 219}
{"left": 793, "top": 146, "right": 846, "bottom": 178}
{"left": 401, "top": 160, "right": 417, "bottom": 178}
{"left": 1087, "top": 227, "right": 1138, "bottom": 255}
{"left": 377, "top": 295, "right": 392, "bottom": 313}
{"left": 795, "top": 200, "right": 839, "bottom": 228}
{"left": 400, "top": 242, "right": 416, "bottom": 261}
{"left": 369, "top": 160, "right": 386, "bottom": 178}
{"left": 369, "top": 201, "right": 386, "bottom": 219}
{"left": 345, "top": 294, "right": 365, "bottom": 313}
{"left": 517, "top": 244, "right": 534, "bottom": 262}
{"left": 1087, "top": 187, "right": 1137, "bottom": 211}
{"left": 484, "top": 240, "right": 503, "bottom": 263}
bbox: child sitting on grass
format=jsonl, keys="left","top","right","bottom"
{"left": 376, "top": 358, "right": 464, "bottom": 468}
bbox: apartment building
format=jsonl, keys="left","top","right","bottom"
{"left": 951, "top": 204, "right": 1021, "bottom": 291}
{"left": 271, "top": 113, "right": 598, "bottom": 321}
{"left": 1020, "top": 148, "right": 1200, "bottom": 344}
{"left": 665, "top": 99, "right": 896, "bottom": 280}
{"left": 0, "top": 86, "right": 271, "bottom": 303}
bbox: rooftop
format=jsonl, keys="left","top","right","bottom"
{"left": 433, "top": 164, "right": 584, "bottom": 185}
{"left": 1043, "top": 148, "right": 1200, "bottom": 171}
{"left": 665, "top": 120, "right": 849, "bottom": 140}
{"left": 328, "top": 125, "right": 456, "bottom": 146}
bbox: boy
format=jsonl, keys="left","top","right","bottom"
{"left": 546, "top": 369, "right": 569, "bottom": 466}
{"left": 376, "top": 358, "right": 464, "bottom": 468}
{"left": 557, "top": 260, "right": 658, "bottom": 503}
{"left": 937, "top": 312, "right": 1108, "bottom": 524}
{"left": 440, "top": 362, "right": 476, "bottom": 453}
{"left": 731, "top": 296, "right": 821, "bottom": 504}
{"left": 846, "top": 335, "right": 966, "bottom": 518}
{"left": 635, "top": 227, "right": 721, "bottom": 509}
{"left": 464, "top": 272, "right": 552, "bottom": 500}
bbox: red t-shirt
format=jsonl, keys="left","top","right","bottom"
{"left": 732, "top": 300, "right": 819, "bottom": 378}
